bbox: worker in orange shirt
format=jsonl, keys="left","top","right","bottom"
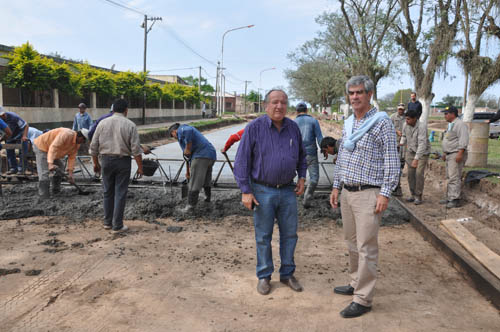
{"left": 221, "top": 128, "right": 244, "bottom": 153}
{"left": 33, "top": 128, "right": 89, "bottom": 198}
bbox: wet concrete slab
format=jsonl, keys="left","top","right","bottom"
{"left": 137, "top": 122, "right": 336, "bottom": 187}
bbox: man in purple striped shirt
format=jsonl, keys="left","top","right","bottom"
{"left": 234, "top": 89, "right": 307, "bottom": 295}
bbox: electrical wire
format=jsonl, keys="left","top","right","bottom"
{"left": 99, "top": 0, "right": 146, "bottom": 16}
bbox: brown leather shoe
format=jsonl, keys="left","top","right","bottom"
{"left": 280, "top": 276, "right": 303, "bottom": 292}
{"left": 257, "top": 278, "right": 271, "bottom": 295}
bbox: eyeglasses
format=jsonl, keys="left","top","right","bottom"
{"left": 347, "top": 90, "right": 365, "bottom": 96}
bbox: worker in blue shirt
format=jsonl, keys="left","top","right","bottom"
{"left": 0, "top": 107, "right": 29, "bottom": 174}
{"left": 294, "top": 102, "right": 323, "bottom": 208}
{"left": 72, "top": 103, "right": 93, "bottom": 131}
{"left": 168, "top": 123, "right": 216, "bottom": 212}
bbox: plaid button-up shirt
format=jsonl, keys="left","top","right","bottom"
{"left": 333, "top": 108, "right": 400, "bottom": 197}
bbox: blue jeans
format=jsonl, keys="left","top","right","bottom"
{"left": 6, "top": 132, "right": 28, "bottom": 171}
{"left": 306, "top": 154, "right": 319, "bottom": 185}
{"left": 102, "top": 156, "right": 131, "bottom": 230}
{"left": 251, "top": 182, "right": 298, "bottom": 280}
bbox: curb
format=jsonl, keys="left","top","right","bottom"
{"left": 395, "top": 198, "right": 500, "bottom": 309}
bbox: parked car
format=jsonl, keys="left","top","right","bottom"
{"left": 459, "top": 112, "right": 500, "bottom": 138}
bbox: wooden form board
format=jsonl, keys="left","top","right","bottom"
{"left": 441, "top": 219, "right": 500, "bottom": 279}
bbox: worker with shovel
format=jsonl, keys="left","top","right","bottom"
{"left": 168, "top": 123, "right": 216, "bottom": 212}
{"left": 33, "top": 128, "right": 89, "bottom": 198}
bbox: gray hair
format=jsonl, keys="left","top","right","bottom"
{"left": 264, "top": 89, "right": 288, "bottom": 103}
{"left": 345, "top": 75, "right": 374, "bottom": 94}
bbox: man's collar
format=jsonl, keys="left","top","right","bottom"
{"left": 113, "top": 112, "right": 125, "bottom": 118}
{"left": 265, "top": 114, "right": 289, "bottom": 128}
{"left": 296, "top": 113, "right": 309, "bottom": 118}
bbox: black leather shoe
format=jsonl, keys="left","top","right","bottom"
{"left": 446, "top": 199, "right": 460, "bottom": 208}
{"left": 405, "top": 196, "right": 415, "bottom": 202}
{"left": 340, "top": 302, "right": 371, "bottom": 318}
{"left": 257, "top": 278, "right": 271, "bottom": 295}
{"left": 333, "top": 285, "right": 354, "bottom": 295}
{"left": 280, "top": 276, "right": 303, "bottom": 292}
{"left": 439, "top": 199, "right": 449, "bottom": 204}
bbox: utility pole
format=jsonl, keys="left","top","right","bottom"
{"left": 142, "top": 15, "right": 162, "bottom": 125}
{"left": 244, "top": 80, "right": 251, "bottom": 114}
{"left": 198, "top": 66, "right": 202, "bottom": 94}
{"left": 215, "top": 61, "right": 220, "bottom": 116}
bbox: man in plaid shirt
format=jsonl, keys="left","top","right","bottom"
{"left": 330, "top": 75, "right": 399, "bottom": 318}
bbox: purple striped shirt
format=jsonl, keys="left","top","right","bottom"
{"left": 234, "top": 115, "right": 307, "bottom": 194}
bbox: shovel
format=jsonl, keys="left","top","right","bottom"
{"left": 181, "top": 155, "right": 190, "bottom": 198}
{"left": 54, "top": 168, "right": 90, "bottom": 195}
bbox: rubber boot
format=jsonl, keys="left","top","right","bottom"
{"left": 38, "top": 180, "right": 50, "bottom": 199}
{"left": 203, "top": 186, "right": 211, "bottom": 202}
{"left": 180, "top": 190, "right": 199, "bottom": 213}
{"left": 51, "top": 175, "right": 62, "bottom": 195}
{"left": 303, "top": 183, "right": 317, "bottom": 208}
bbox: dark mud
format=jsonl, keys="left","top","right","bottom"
{"left": 0, "top": 183, "right": 409, "bottom": 227}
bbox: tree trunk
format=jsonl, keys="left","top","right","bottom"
{"left": 418, "top": 96, "right": 434, "bottom": 126}
{"left": 463, "top": 94, "right": 479, "bottom": 122}
{"left": 372, "top": 99, "right": 380, "bottom": 111}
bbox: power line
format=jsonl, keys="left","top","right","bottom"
{"left": 99, "top": 0, "right": 145, "bottom": 16}
{"left": 99, "top": 1, "right": 247, "bottom": 86}
{"left": 149, "top": 67, "right": 199, "bottom": 72}
{"left": 158, "top": 24, "right": 218, "bottom": 67}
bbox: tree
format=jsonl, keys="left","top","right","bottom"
{"left": 286, "top": 39, "right": 346, "bottom": 108}
{"left": 441, "top": 94, "right": 463, "bottom": 106}
{"left": 394, "top": 0, "right": 462, "bottom": 124}
{"left": 316, "top": 0, "right": 402, "bottom": 108}
{"left": 245, "top": 90, "right": 261, "bottom": 103}
{"left": 73, "top": 63, "right": 116, "bottom": 97}
{"left": 392, "top": 88, "right": 413, "bottom": 105}
{"left": 115, "top": 71, "right": 144, "bottom": 98}
{"left": 182, "top": 75, "right": 215, "bottom": 94}
{"left": 1, "top": 42, "right": 56, "bottom": 105}
{"left": 456, "top": 0, "right": 500, "bottom": 121}
{"left": 378, "top": 92, "right": 396, "bottom": 111}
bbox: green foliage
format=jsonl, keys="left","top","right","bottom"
{"left": 2, "top": 43, "right": 204, "bottom": 105}
{"left": 245, "top": 90, "right": 261, "bottom": 103}
{"left": 73, "top": 63, "right": 116, "bottom": 97}
{"left": 440, "top": 94, "right": 462, "bottom": 107}
{"left": 392, "top": 89, "right": 413, "bottom": 105}
{"left": 115, "top": 71, "right": 144, "bottom": 98}
{"left": 182, "top": 75, "right": 215, "bottom": 94}
{"left": 2, "top": 42, "right": 56, "bottom": 91}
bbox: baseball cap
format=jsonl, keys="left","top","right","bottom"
{"left": 443, "top": 106, "right": 458, "bottom": 115}
{"left": 0, "top": 106, "right": 5, "bottom": 116}
{"left": 78, "top": 103, "right": 87, "bottom": 109}
{"left": 296, "top": 102, "right": 307, "bottom": 112}
{"left": 397, "top": 103, "right": 405, "bottom": 109}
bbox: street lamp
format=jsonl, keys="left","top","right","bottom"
{"left": 219, "top": 24, "right": 255, "bottom": 116}
{"left": 258, "top": 67, "right": 276, "bottom": 113}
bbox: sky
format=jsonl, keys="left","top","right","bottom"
{"left": 1, "top": 0, "right": 499, "bottom": 105}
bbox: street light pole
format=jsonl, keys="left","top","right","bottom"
{"left": 220, "top": 24, "right": 254, "bottom": 116}
{"left": 258, "top": 67, "right": 276, "bottom": 113}
{"left": 141, "top": 15, "right": 162, "bottom": 125}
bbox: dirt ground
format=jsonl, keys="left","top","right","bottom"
{"left": 1, "top": 214, "right": 499, "bottom": 332}
{"left": 0, "top": 119, "right": 499, "bottom": 331}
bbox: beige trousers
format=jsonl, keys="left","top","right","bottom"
{"left": 405, "top": 151, "right": 428, "bottom": 198}
{"left": 445, "top": 151, "right": 467, "bottom": 201}
{"left": 340, "top": 187, "right": 381, "bottom": 307}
